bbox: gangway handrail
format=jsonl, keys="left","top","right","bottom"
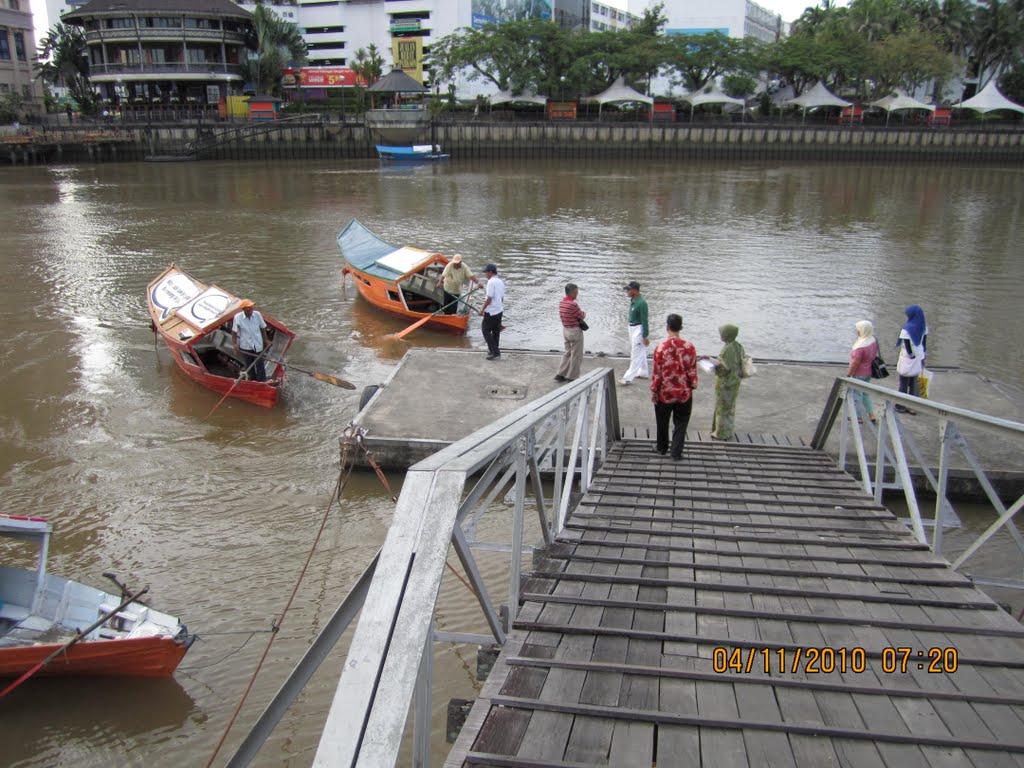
{"left": 813, "top": 376, "right": 1024, "bottom": 588}
{"left": 226, "top": 367, "right": 618, "bottom": 767}
{"left": 312, "top": 366, "right": 617, "bottom": 767}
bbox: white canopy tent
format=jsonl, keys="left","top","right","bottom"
{"left": 785, "top": 81, "right": 851, "bottom": 122}
{"left": 868, "top": 90, "right": 935, "bottom": 125}
{"left": 585, "top": 76, "right": 653, "bottom": 116}
{"left": 682, "top": 85, "right": 746, "bottom": 119}
{"left": 953, "top": 81, "right": 1024, "bottom": 115}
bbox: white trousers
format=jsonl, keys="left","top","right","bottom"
{"left": 622, "top": 324, "right": 649, "bottom": 382}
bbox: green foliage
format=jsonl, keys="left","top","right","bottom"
{"left": 352, "top": 44, "right": 385, "bottom": 87}
{"left": 35, "top": 23, "right": 98, "bottom": 113}
{"left": 0, "top": 92, "right": 25, "bottom": 123}
{"left": 242, "top": 4, "right": 308, "bottom": 96}
{"left": 999, "top": 66, "right": 1024, "bottom": 105}
{"left": 724, "top": 74, "right": 758, "bottom": 98}
{"left": 663, "top": 32, "right": 758, "bottom": 93}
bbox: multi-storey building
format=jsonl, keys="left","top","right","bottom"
{"left": 662, "top": 0, "right": 784, "bottom": 44}
{"left": 59, "top": 0, "right": 252, "bottom": 108}
{"left": 1, "top": 0, "right": 43, "bottom": 119}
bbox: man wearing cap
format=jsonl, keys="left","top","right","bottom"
{"left": 436, "top": 254, "right": 480, "bottom": 315}
{"left": 621, "top": 281, "right": 649, "bottom": 385}
{"left": 479, "top": 263, "right": 505, "bottom": 360}
{"left": 231, "top": 300, "right": 271, "bottom": 382}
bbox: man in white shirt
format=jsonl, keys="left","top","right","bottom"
{"left": 231, "top": 300, "right": 271, "bottom": 381}
{"left": 478, "top": 263, "right": 505, "bottom": 360}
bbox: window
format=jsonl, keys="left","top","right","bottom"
{"left": 108, "top": 18, "right": 134, "bottom": 29}
{"left": 14, "top": 31, "right": 26, "bottom": 60}
{"left": 188, "top": 49, "right": 208, "bottom": 63}
{"left": 0, "top": 32, "right": 10, "bottom": 60}
{"left": 306, "top": 26, "right": 345, "bottom": 34}
{"left": 307, "top": 41, "right": 345, "bottom": 50}
{"left": 185, "top": 18, "right": 215, "bottom": 29}
{"left": 0, "top": 84, "right": 9, "bottom": 93}
{"left": 22, "top": 84, "right": 32, "bottom": 98}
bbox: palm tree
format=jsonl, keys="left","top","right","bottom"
{"left": 352, "top": 44, "right": 385, "bottom": 87}
{"left": 973, "top": 0, "right": 1024, "bottom": 87}
{"left": 242, "top": 5, "right": 308, "bottom": 95}
{"left": 35, "top": 23, "right": 96, "bottom": 113}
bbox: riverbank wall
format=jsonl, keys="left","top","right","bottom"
{"left": 5, "top": 118, "right": 1024, "bottom": 164}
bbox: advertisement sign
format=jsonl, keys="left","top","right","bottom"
{"left": 282, "top": 67, "right": 360, "bottom": 87}
{"left": 391, "top": 37, "right": 423, "bottom": 83}
{"left": 150, "top": 272, "right": 201, "bottom": 321}
{"left": 176, "top": 287, "right": 236, "bottom": 330}
{"left": 472, "top": 0, "right": 552, "bottom": 28}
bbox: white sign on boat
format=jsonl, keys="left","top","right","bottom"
{"left": 151, "top": 272, "right": 202, "bottom": 320}
{"left": 175, "top": 286, "right": 237, "bottom": 330}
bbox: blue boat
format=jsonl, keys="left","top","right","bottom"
{"left": 376, "top": 144, "right": 449, "bottom": 162}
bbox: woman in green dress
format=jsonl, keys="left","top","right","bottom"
{"left": 710, "top": 324, "right": 744, "bottom": 440}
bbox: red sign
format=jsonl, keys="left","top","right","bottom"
{"left": 282, "top": 67, "right": 363, "bottom": 87}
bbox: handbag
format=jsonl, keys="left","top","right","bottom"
{"left": 578, "top": 319, "right": 589, "bottom": 331}
{"left": 741, "top": 355, "right": 756, "bottom": 378}
{"left": 870, "top": 352, "right": 889, "bottom": 379}
{"left": 918, "top": 367, "right": 932, "bottom": 399}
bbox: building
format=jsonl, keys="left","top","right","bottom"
{"left": 662, "top": 0, "right": 784, "bottom": 44}
{"left": 1, "top": 0, "right": 43, "bottom": 120}
{"left": 59, "top": 0, "right": 252, "bottom": 109}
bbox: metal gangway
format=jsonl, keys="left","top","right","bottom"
{"left": 225, "top": 371, "right": 1024, "bottom": 767}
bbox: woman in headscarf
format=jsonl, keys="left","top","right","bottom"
{"left": 848, "top": 320, "right": 878, "bottom": 423}
{"left": 896, "top": 304, "right": 927, "bottom": 414}
{"left": 710, "top": 324, "right": 744, "bottom": 440}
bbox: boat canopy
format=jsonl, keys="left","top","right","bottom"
{"left": 338, "top": 220, "right": 440, "bottom": 281}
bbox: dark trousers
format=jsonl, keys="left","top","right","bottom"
{"left": 241, "top": 349, "right": 267, "bottom": 382}
{"left": 654, "top": 398, "right": 693, "bottom": 458}
{"left": 898, "top": 374, "right": 919, "bottom": 397}
{"left": 481, "top": 312, "right": 502, "bottom": 357}
{"left": 442, "top": 290, "right": 459, "bottom": 314}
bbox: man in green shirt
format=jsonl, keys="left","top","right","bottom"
{"left": 621, "top": 280, "right": 649, "bottom": 385}
{"left": 435, "top": 254, "right": 480, "bottom": 314}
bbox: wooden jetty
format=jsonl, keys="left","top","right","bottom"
{"left": 447, "top": 437, "right": 1024, "bottom": 766}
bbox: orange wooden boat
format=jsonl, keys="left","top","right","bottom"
{"left": 0, "top": 515, "right": 194, "bottom": 680}
{"left": 147, "top": 264, "right": 296, "bottom": 407}
{"left": 338, "top": 219, "right": 476, "bottom": 334}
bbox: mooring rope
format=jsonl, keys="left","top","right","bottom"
{"left": 204, "top": 422, "right": 399, "bottom": 767}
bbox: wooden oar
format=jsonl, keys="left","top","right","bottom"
{"left": 387, "top": 285, "right": 480, "bottom": 340}
{"left": 0, "top": 585, "right": 150, "bottom": 699}
{"left": 263, "top": 357, "right": 355, "bottom": 390}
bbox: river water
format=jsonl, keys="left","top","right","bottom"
{"left": 0, "top": 158, "right": 1022, "bottom": 767}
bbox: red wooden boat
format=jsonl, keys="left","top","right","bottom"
{"left": 0, "top": 515, "right": 194, "bottom": 680}
{"left": 147, "top": 264, "right": 296, "bottom": 407}
{"left": 338, "top": 219, "right": 477, "bottom": 334}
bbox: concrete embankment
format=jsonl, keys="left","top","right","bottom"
{"left": 5, "top": 119, "right": 1024, "bottom": 164}
{"left": 354, "top": 348, "right": 1024, "bottom": 500}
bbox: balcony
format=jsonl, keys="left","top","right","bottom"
{"left": 84, "top": 27, "right": 246, "bottom": 45}
{"left": 88, "top": 62, "right": 244, "bottom": 81}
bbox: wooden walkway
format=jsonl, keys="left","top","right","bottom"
{"left": 446, "top": 437, "right": 1024, "bottom": 767}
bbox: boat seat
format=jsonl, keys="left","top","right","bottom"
{"left": 404, "top": 273, "right": 444, "bottom": 302}
{"left": 0, "top": 602, "right": 30, "bottom": 623}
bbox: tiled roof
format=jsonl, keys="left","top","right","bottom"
{"left": 63, "top": 0, "right": 252, "bottom": 20}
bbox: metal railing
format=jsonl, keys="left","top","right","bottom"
{"left": 226, "top": 367, "right": 619, "bottom": 767}
{"left": 813, "top": 377, "right": 1024, "bottom": 588}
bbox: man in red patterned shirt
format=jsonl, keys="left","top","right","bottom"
{"left": 554, "top": 283, "right": 586, "bottom": 382}
{"left": 650, "top": 313, "right": 698, "bottom": 460}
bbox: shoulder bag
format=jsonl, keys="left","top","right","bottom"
{"left": 870, "top": 350, "right": 889, "bottom": 379}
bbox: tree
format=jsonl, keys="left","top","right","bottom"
{"left": 351, "top": 43, "right": 385, "bottom": 87}
{"left": 663, "top": 32, "right": 757, "bottom": 92}
{"left": 35, "top": 23, "right": 97, "bottom": 114}
{"left": 973, "top": 0, "right": 1024, "bottom": 87}
{"left": 242, "top": 4, "right": 307, "bottom": 95}
{"left": 865, "top": 28, "right": 954, "bottom": 97}
{"left": 0, "top": 91, "right": 25, "bottom": 123}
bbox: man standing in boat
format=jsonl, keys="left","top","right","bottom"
{"left": 479, "top": 264, "right": 505, "bottom": 360}
{"left": 435, "top": 254, "right": 480, "bottom": 315}
{"left": 232, "top": 300, "right": 271, "bottom": 382}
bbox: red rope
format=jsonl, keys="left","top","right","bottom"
{"left": 204, "top": 452, "right": 355, "bottom": 768}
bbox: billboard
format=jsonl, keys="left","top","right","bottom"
{"left": 392, "top": 37, "right": 424, "bottom": 83}
{"left": 282, "top": 67, "right": 361, "bottom": 87}
{"left": 472, "top": 0, "right": 553, "bottom": 28}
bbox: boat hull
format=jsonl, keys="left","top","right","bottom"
{"left": 343, "top": 267, "right": 469, "bottom": 334}
{"left": 163, "top": 337, "right": 285, "bottom": 407}
{"left": 0, "top": 635, "right": 194, "bottom": 679}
